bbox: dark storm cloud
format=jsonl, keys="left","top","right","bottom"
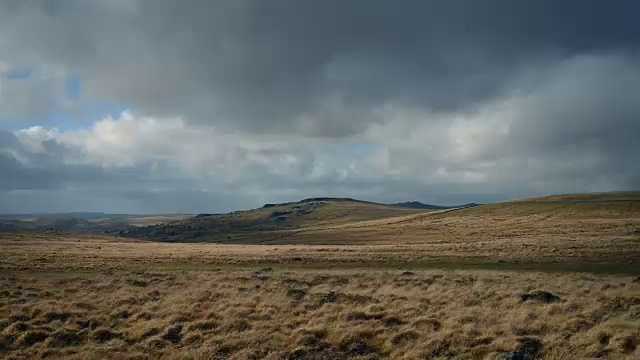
{"left": 1, "top": 1, "right": 639, "bottom": 213}
{"left": 0, "top": 153, "right": 56, "bottom": 190}
{"left": 0, "top": 130, "right": 164, "bottom": 191}
{"left": 2, "top": 0, "right": 639, "bottom": 135}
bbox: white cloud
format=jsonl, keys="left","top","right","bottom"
{"left": 3, "top": 53, "right": 640, "bottom": 212}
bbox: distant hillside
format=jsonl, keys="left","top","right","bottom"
{"left": 392, "top": 201, "right": 480, "bottom": 210}
{"left": 202, "top": 191, "right": 637, "bottom": 249}
{"left": 0, "top": 214, "right": 189, "bottom": 232}
{"left": 509, "top": 191, "right": 640, "bottom": 202}
{"left": 119, "top": 198, "right": 431, "bottom": 242}
{"left": 392, "top": 201, "right": 449, "bottom": 210}
{"left": 8, "top": 192, "right": 638, "bottom": 249}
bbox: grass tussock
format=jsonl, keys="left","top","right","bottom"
{"left": 0, "top": 269, "right": 639, "bottom": 359}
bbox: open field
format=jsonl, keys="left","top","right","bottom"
{"left": 1, "top": 251, "right": 639, "bottom": 359}
{"left": 1, "top": 193, "right": 640, "bottom": 359}
{"left": 1, "top": 229, "right": 640, "bottom": 359}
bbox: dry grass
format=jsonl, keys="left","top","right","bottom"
{"left": 1, "top": 194, "right": 639, "bottom": 358}
{"left": 2, "top": 231, "right": 638, "bottom": 274}
{"left": 261, "top": 200, "right": 640, "bottom": 266}
{"left": 0, "top": 232, "right": 639, "bottom": 359}
{"left": 1, "top": 266, "right": 639, "bottom": 359}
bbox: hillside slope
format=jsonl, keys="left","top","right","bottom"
{"left": 254, "top": 192, "right": 640, "bottom": 265}
{"left": 121, "top": 192, "right": 640, "bottom": 265}
{"left": 122, "top": 198, "right": 428, "bottom": 242}
{"left": 508, "top": 191, "right": 640, "bottom": 202}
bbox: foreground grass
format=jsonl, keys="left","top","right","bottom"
{"left": 1, "top": 269, "right": 639, "bottom": 359}
{"left": 1, "top": 232, "right": 639, "bottom": 359}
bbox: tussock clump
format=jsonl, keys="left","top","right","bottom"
{"left": 91, "top": 327, "right": 119, "bottom": 342}
{"left": 223, "top": 319, "right": 251, "bottom": 332}
{"left": 161, "top": 324, "right": 183, "bottom": 343}
{"left": 382, "top": 316, "right": 405, "bottom": 327}
{"left": 610, "top": 331, "right": 639, "bottom": 354}
{"left": 520, "top": 291, "right": 561, "bottom": 303}
{"left": 295, "top": 328, "right": 327, "bottom": 348}
{"left": 187, "top": 320, "right": 218, "bottom": 332}
{"left": 127, "top": 279, "right": 148, "bottom": 287}
{"left": 390, "top": 330, "right": 419, "bottom": 346}
{"left": 76, "top": 317, "right": 103, "bottom": 329}
{"left": 343, "top": 311, "right": 385, "bottom": 322}
{"left": 139, "top": 327, "right": 162, "bottom": 339}
{"left": 72, "top": 301, "right": 96, "bottom": 310}
{"left": 497, "top": 336, "right": 543, "bottom": 360}
{"left": 423, "top": 336, "right": 456, "bottom": 358}
{"left": 45, "top": 329, "right": 83, "bottom": 348}
{"left": 341, "top": 338, "right": 378, "bottom": 356}
{"left": 134, "top": 312, "right": 154, "bottom": 321}
{"left": 17, "top": 330, "right": 49, "bottom": 346}
{"left": 317, "top": 291, "right": 338, "bottom": 304}
{"left": 147, "top": 289, "right": 161, "bottom": 300}
{"left": 5, "top": 321, "right": 29, "bottom": 333}
{"left": 113, "top": 309, "right": 132, "bottom": 319}
{"left": 341, "top": 293, "right": 379, "bottom": 305}
{"left": 0, "top": 334, "right": 15, "bottom": 350}
{"left": 146, "top": 336, "right": 171, "bottom": 349}
{"left": 412, "top": 317, "right": 442, "bottom": 331}
{"left": 286, "top": 288, "right": 307, "bottom": 300}
{"left": 182, "top": 332, "right": 203, "bottom": 346}
{"left": 8, "top": 312, "right": 30, "bottom": 322}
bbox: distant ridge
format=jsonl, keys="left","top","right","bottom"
{"left": 392, "top": 201, "right": 480, "bottom": 210}
{"left": 392, "top": 201, "right": 449, "bottom": 210}
{"left": 262, "top": 197, "right": 379, "bottom": 208}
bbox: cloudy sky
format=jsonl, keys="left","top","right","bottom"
{"left": 0, "top": 0, "right": 639, "bottom": 213}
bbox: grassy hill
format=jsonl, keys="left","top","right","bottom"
{"left": 120, "top": 192, "right": 640, "bottom": 267}
{"left": 508, "top": 191, "right": 640, "bottom": 202}
{"left": 122, "top": 198, "right": 429, "bottom": 242}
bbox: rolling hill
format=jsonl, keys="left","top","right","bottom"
{"left": 119, "top": 192, "right": 640, "bottom": 258}
{"left": 121, "top": 197, "right": 430, "bottom": 242}
{"left": 392, "top": 201, "right": 479, "bottom": 210}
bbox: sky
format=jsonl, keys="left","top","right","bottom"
{"left": 0, "top": 0, "right": 639, "bottom": 214}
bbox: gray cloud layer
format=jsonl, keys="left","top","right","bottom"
{"left": 0, "top": 0, "right": 639, "bottom": 212}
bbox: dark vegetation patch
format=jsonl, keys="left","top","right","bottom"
{"left": 91, "top": 328, "right": 119, "bottom": 342}
{"left": 390, "top": 330, "right": 420, "bottom": 346}
{"left": 18, "top": 330, "right": 49, "bottom": 346}
{"left": 161, "top": 324, "right": 183, "bottom": 343}
{"left": 520, "top": 291, "right": 561, "bottom": 303}
{"left": 343, "top": 311, "right": 386, "bottom": 322}
{"left": 45, "top": 329, "right": 84, "bottom": 348}
{"left": 286, "top": 288, "right": 308, "bottom": 300}
{"left": 497, "top": 337, "right": 543, "bottom": 360}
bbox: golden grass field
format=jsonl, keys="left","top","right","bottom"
{"left": 1, "top": 192, "right": 640, "bottom": 359}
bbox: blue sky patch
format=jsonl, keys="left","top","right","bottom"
{"left": 4, "top": 68, "right": 32, "bottom": 80}
{"left": 65, "top": 75, "right": 81, "bottom": 99}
